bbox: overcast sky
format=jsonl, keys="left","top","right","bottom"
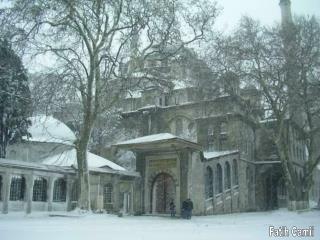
{"left": 214, "top": 0, "right": 320, "bottom": 31}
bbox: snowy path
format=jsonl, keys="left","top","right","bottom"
{"left": 0, "top": 210, "right": 319, "bottom": 240}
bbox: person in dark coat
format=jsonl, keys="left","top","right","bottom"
{"left": 181, "top": 200, "right": 188, "bottom": 219}
{"left": 169, "top": 199, "right": 176, "bottom": 217}
{"left": 186, "top": 198, "right": 193, "bottom": 219}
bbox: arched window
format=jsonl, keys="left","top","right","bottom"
{"left": 207, "top": 125, "right": 214, "bottom": 151}
{"left": 175, "top": 118, "right": 183, "bottom": 136}
{"left": 0, "top": 175, "right": 2, "bottom": 201}
{"left": 10, "top": 175, "right": 25, "bottom": 201}
{"left": 53, "top": 178, "right": 67, "bottom": 202}
{"left": 232, "top": 159, "right": 239, "bottom": 186}
{"left": 205, "top": 167, "right": 214, "bottom": 199}
{"left": 224, "top": 162, "right": 231, "bottom": 190}
{"left": 103, "top": 183, "right": 113, "bottom": 209}
{"left": 219, "top": 122, "right": 228, "bottom": 150}
{"left": 216, "top": 164, "right": 223, "bottom": 194}
{"left": 33, "top": 177, "right": 47, "bottom": 202}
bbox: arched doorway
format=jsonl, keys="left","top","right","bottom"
{"left": 151, "top": 173, "right": 175, "bottom": 214}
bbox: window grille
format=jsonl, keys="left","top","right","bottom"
{"left": 205, "top": 167, "right": 214, "bottom": 199}
{"left": 53, "top": 178, "right": 67, "bottom": 202}
{"left": 9, "top": 175, "right": 25, "bottom": 201}
{"left": 32, "top": 177, "right": 47, "bottom": 202}
{"left": 216, "top": 164, "right": 223, "bottom": 194}
{"left": 103, "top": 183, "right": 113, "bottom": 210}
{"left": 224, "top": 162, "right": 231, "bottom": 190}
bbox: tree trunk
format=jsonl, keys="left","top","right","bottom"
{"left": 76, "top": 121, "right": 93, "bottom": 210}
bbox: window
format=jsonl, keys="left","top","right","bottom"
{"left": 219, "top": 122, "right": 228, "bottom": 150}
{"left": 32, "top": 177, "right": 47, "bottom": 202}
{"left": 205, "top": 167, "right": 214, "bottom": 199}
{"left": 53, "top": 178, "right": 67, "bottom": 202}
{"left": 175, "top": 118, "right": 183, "bottom": 136}
{"left": 207, "top": 125, "right": 214, "bottom": 151}
{"left": 10, "top": 175, "right": 26, "bottom": 201}
{"left": 246, "top": 166, "right": 250, "bottom": 184}
{"left": 224, "top": 162, "right": 231, "bottom": 190}
{"left": 0, "top": 175, "right": 2, "bottom": 201}
{"left": 216, "top": 164, "right": 223, "bottom": 194}
{"left": 233, "top": 159, "right": 239, "bottom": 186}
{"left": 103, "top": 184, "right": 113, "bottom": 210}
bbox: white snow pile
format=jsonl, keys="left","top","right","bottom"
{"left": 41, "top": 149, "right": 125, "bottom": 170}
{"left": 24, "top": 115, "right": 76, "bottom": 145}
{"left": 116, "top": 133, "right": 176, "bottom": 145}
{"left": 203, "top": 150, "right": 239, "bottom": 159}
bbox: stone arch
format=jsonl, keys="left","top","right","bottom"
{"left": 168, "top": 115, "right": 196, "bottom": 139}
{"left": 148, "top": 169, "right": 178, "bottom": 189}
{"left": 149, "top": 170, "right": 177, "bottom": 214}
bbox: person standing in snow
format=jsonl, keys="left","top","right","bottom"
{"left": 181, "top": 199, "right": 188, "bottom": 219}
{"left": 186, "top": 198, "right": 193, "bottom": 219}
{"left": 169, "top": 199, "right": 176, "bottom": 217}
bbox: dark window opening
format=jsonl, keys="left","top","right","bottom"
{"left": 224, "top": 162, "right": 231, "bottom": 190}
{"left": 233, "top": 159, "right": 239, "bottom": 186}
{"left": 207, "top": 125, "right": 214, "bottom": 151}
{"left": 216, "top": 164, "right": 223, "bottom": 194}
{"left": 53, "top": 178, "right": 67, "bottom": 202}
{"left": 32, "top": 177, "right": 47, "bottom": 202}
{"left": 9, "top": 175, "right": 26, "bottom": 201}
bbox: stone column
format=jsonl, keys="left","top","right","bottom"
{"left": 2, "top": 173, "right": 11, "bottom": 214}
{"left": 113, "top": 176, "right": 120, "bottom": 213}
{"left": 66, "top": 177, "right": 74, "bottom": 211}
{"left": 47, "top": 177, "right": 55, "bottom": 212}
{"left": 25, "top": 175, "right": 34, "bottom": 214}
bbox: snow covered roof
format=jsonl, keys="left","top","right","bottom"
{"left": 114, "top": 133, "right": 201, "bottom": 151}
{"left": 116, "top": 133, "right": 176, "bottom": 145}
{"left": 203, "top": 150, "right": 239, "bottom": 160}
{"left": 0, "top": 158, "right": 73, "bottom": 173}
{"left": 41, "top": 149, "right": 125, "bottom": 170}
{"left": 24, "top": 115, "right": 76, "bottom": 145}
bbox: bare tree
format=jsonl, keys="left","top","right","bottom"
{"left": 9, "top": 0, "right": 218, "bottom": 210}
{"left": 204, "top": 15, "right": 320, "bottom": 209}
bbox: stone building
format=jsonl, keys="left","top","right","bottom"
{"left": 0, "top": 115, "right": 139, "bottom": 214}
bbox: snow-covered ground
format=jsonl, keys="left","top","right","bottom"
{"left": 0, "top": 210, "right": 319, "bottom": 240}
